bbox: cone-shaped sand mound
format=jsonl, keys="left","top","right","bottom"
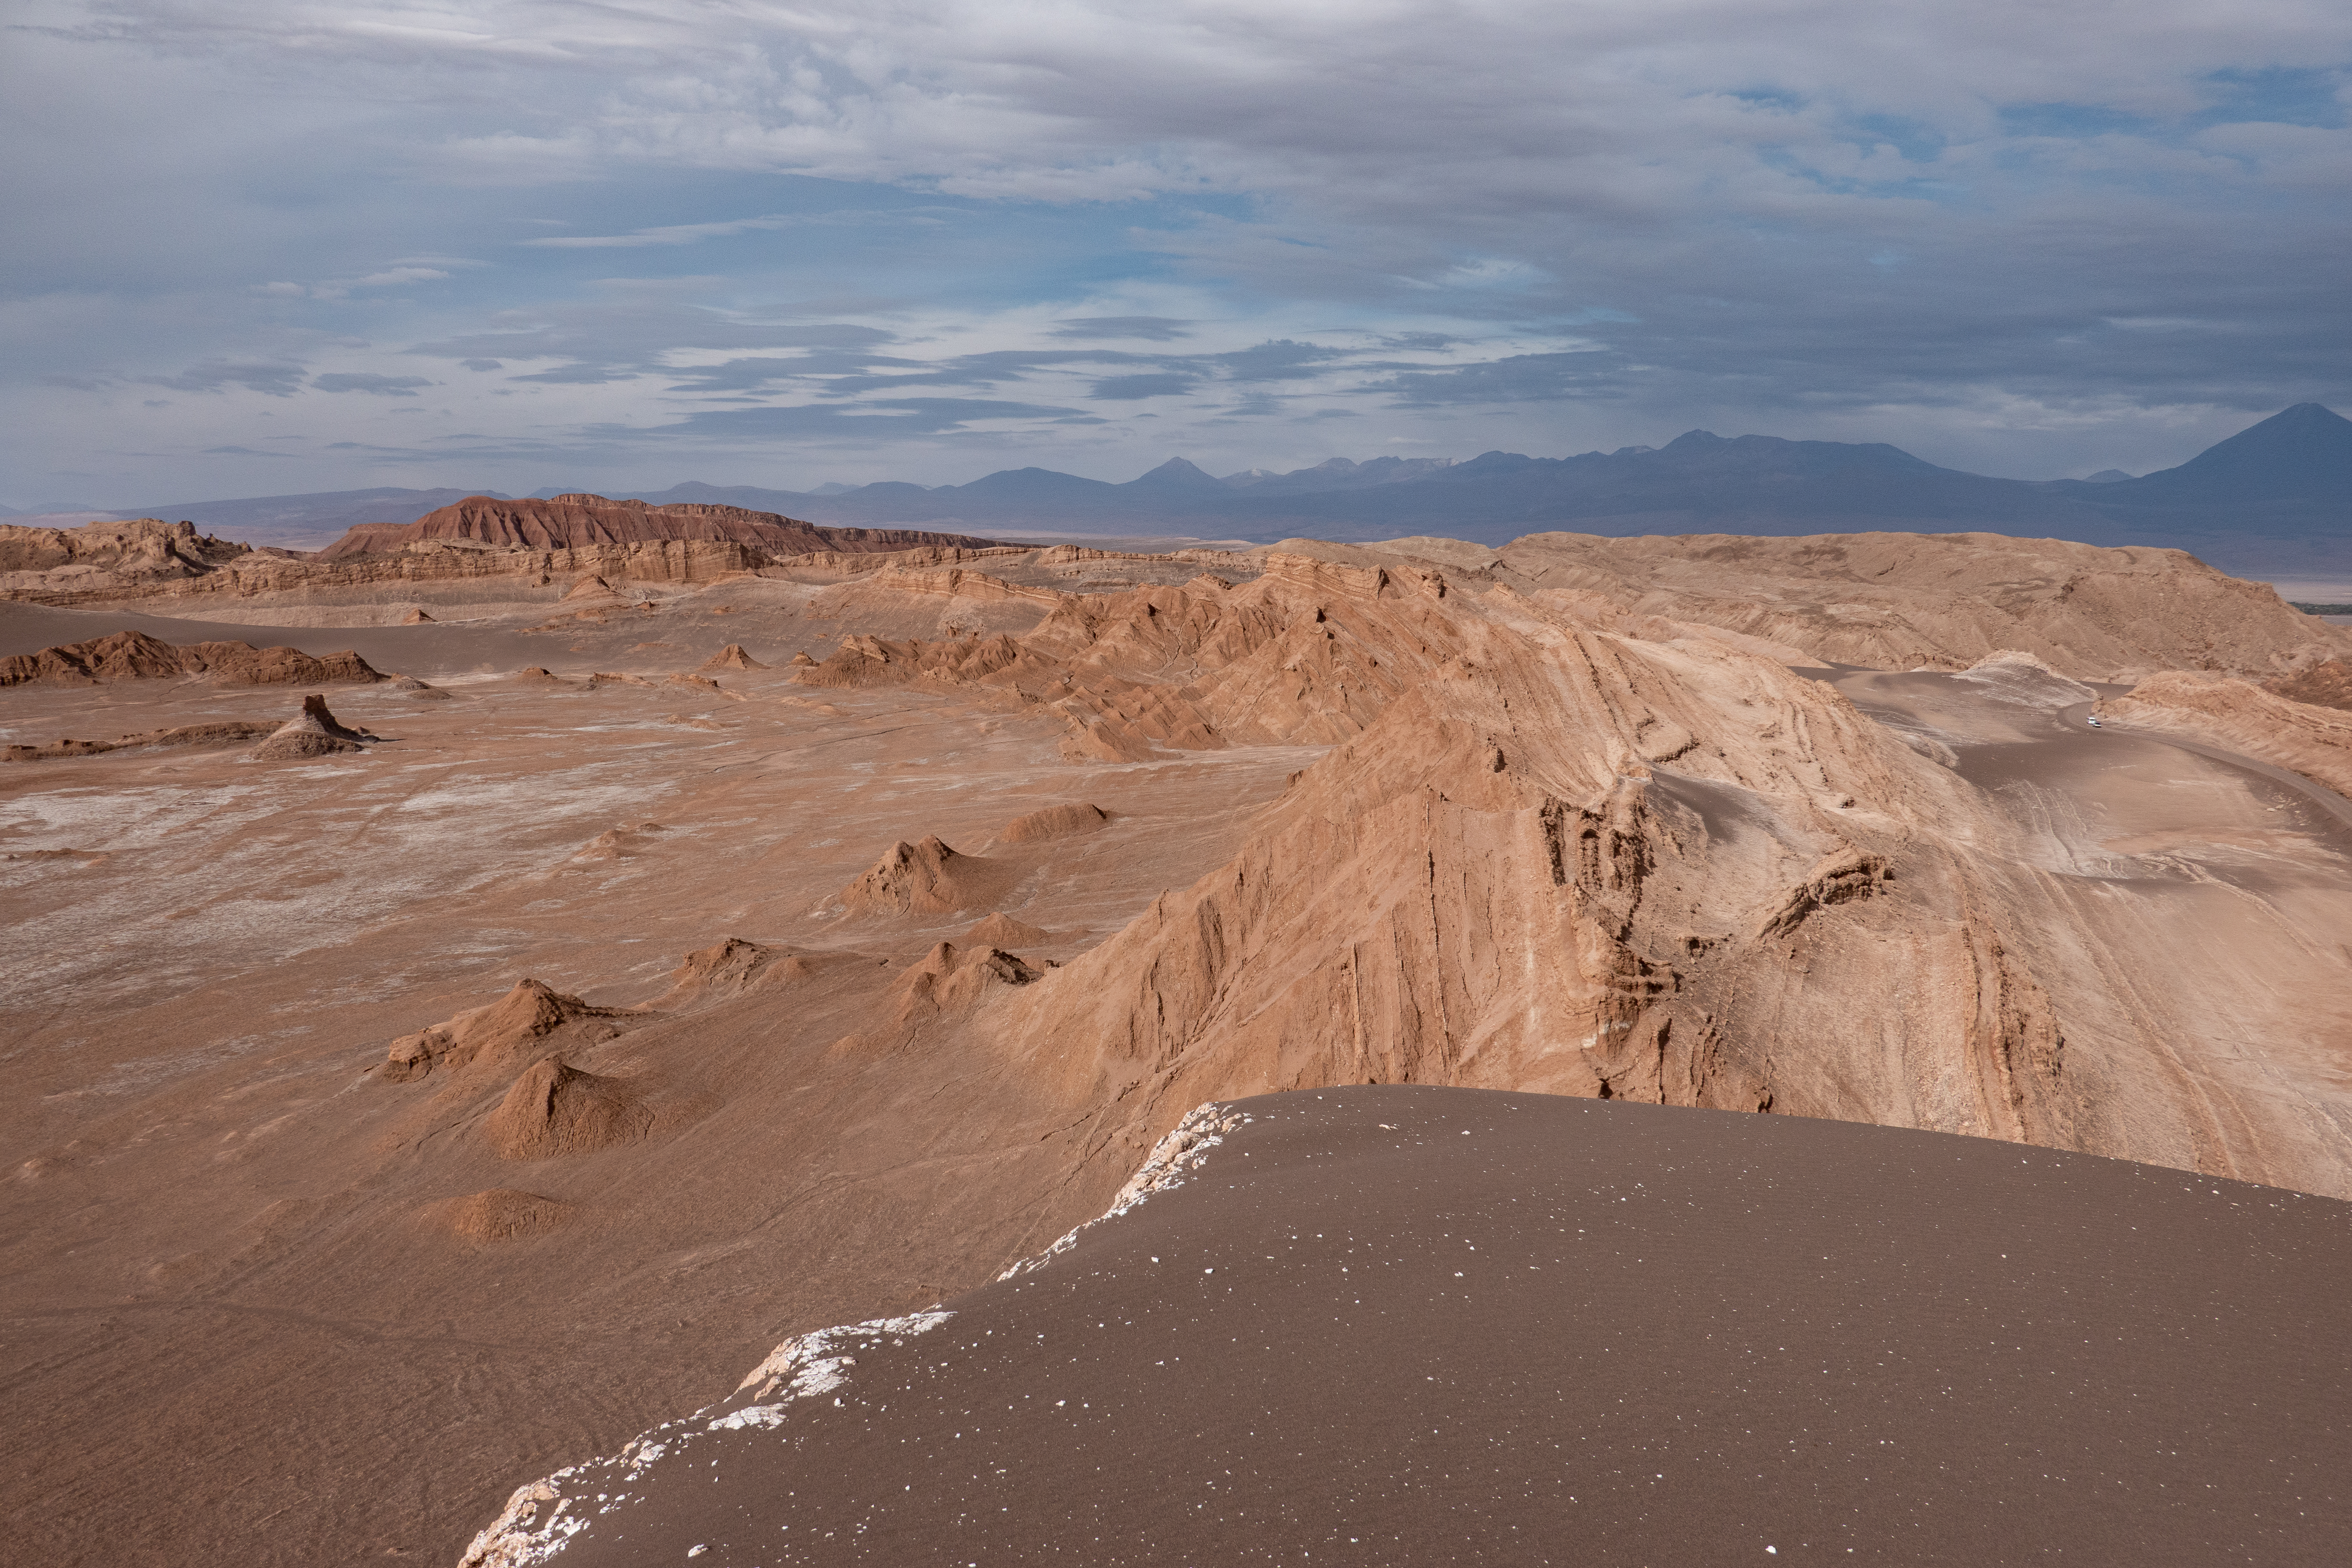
{"left": 484, "top": 1057, "right": 652, "bottom": 1160}
{"left": 992, "top": 802, "right": 1109, "bottom": 843}
{"left": 838, "top": 836, "right": 1017, "bottom": 915}
{"left": 700, "top": 643, "right": 769, "bottom": 671}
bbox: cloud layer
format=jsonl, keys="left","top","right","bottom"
{"left": 4, "top": 0, "right": 2348, "bottom": 505}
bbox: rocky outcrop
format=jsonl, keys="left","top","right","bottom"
{"left": 321, "top": 493, "right": 998, "bottom": 559}
{"left": 2265, "top": 657, "right": 2352, "bottom": 712}
{"left": 0, "top": 629, "right": 382, "bottom": 686}
{"left": 0, "top": 518, "right": 247, "bottom": 582}
{"left": 249, "top": 695, "right": 373, "bottom": 760}
{"left": 834, "top": 940, "right": 1043, "bottom": 1055}
{"left": 378, "top": 979, "right": 628, "bottom": 1084}
{"left": 795, "top": 554, "right": 1471, "bottom": 761}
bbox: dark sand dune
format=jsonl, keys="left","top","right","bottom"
{"left": 477, "top": 1088, "right": 2352, "bottom": 1567}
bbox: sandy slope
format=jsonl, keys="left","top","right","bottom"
{"left": 464, "top": 1088, "right": 2352, "bottom": 1568}
{"left": 4, "top": 528, "right": 2351, "bottom": 1566}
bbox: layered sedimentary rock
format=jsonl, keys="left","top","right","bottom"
{"left": 0, "top": 518, "right": 249, "bottom": 581}
{"left": 321, "top": 493, "right": 998, "bottom": 559}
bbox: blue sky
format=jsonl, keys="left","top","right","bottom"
{"left": 4, "top": 0, "right": 2348, "bottom": 509}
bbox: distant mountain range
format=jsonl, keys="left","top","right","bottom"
{"left": 32, "top": 404, "right": 2350, "bottom": 576}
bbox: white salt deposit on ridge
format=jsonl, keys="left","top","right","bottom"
{"left": 459, "top": 1109, "right": 1250, "bottom": 1567}
{"left": 458, "top": 1309, "right": 956, "bottom": 1568}
{"left": 997, "top": 1100, "right": 1250, "bottom": 1282}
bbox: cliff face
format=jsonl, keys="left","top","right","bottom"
{"left": 971, "top": 568, "right": 2092, "bottom": 1190}
{"left": 321, "top": 493, "right": 1002, "bottom": 559}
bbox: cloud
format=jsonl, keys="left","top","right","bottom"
{"left": 312, "top": 372, "right": 434, "bottom": 395}
{"left": 521, "top": 216, "right": 793, "bottom": 248}
{"left": 1089, "top": 373, "right": 1196, "bottom": 400}
{"left": 141, "top": 361, "right": 309, "bottom": 397}
{"left": 9, "top": 0, "right": 2352, "bottom": 495}
{"left": 668, "top": 398, "right": 1108, "bottom": 439}
{"left": 1052, "top": 316, "right": 1194, "bottom": 341}
{"left": 1372, "top": 351, "right": 1629, "bottom": 407}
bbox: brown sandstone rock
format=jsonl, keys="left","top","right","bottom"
{"left": 2264, "top": 657, "right": 2352, "bottom": 712}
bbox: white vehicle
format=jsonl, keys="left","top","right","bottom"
{"left": 2086, "top": 716, "right": 2102, "bottom": 728}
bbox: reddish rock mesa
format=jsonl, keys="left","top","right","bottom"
{"left": 321, "top": 493, "right": 1000, "bottom": 559}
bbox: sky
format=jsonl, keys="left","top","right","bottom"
{"left": 4, "top": 0, "right": 2349, "bottom": 510}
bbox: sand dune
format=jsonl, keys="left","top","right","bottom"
{"left": 466, "top": 1088, "right": 2352, "bottom": 1568}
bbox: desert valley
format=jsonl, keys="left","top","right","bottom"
{"left": 4, "top": 489, "right": 2351, "bottom": 1564}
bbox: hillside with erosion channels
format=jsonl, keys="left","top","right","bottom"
{"left": 3, "top": 506, "right": 2352, "bottom": 1566}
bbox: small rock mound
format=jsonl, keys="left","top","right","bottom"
{"left": 485, "top": 1057, "right": 652, "bottom": 1160}
{"left": 839, "top": 836, "right": 1015, "bottom": 915}
{"left": 444, "top": 1188, "right": 570, "bottom": 1242}
{"left": 404, "top": 608, "right": 435, "bottom": 624}
{"left": 380, "top": 978, "right": 625, "bottom": 1084}
{"left": 993, "top": 802, "right": 1111, "bottom": 844}
{"left": 518, "top": 666, "right": 560, "bottom": 682}
{"left": 653, "top": 937, "right": 797, "bottom": 1006}
{"left": 965, "top": 912, "right": 1053, "bottom": 947}
{"left": 249, "top": 694, "right": 373, "bottom": 760}
{"left": 701, "top": 643, "right": 769, "bottom": 671}
{"left": 563, "top": 575, "right": 621, "bottom": 601}
{"left": 836, "top": 940, "right": 1043, "bottom": 1054}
